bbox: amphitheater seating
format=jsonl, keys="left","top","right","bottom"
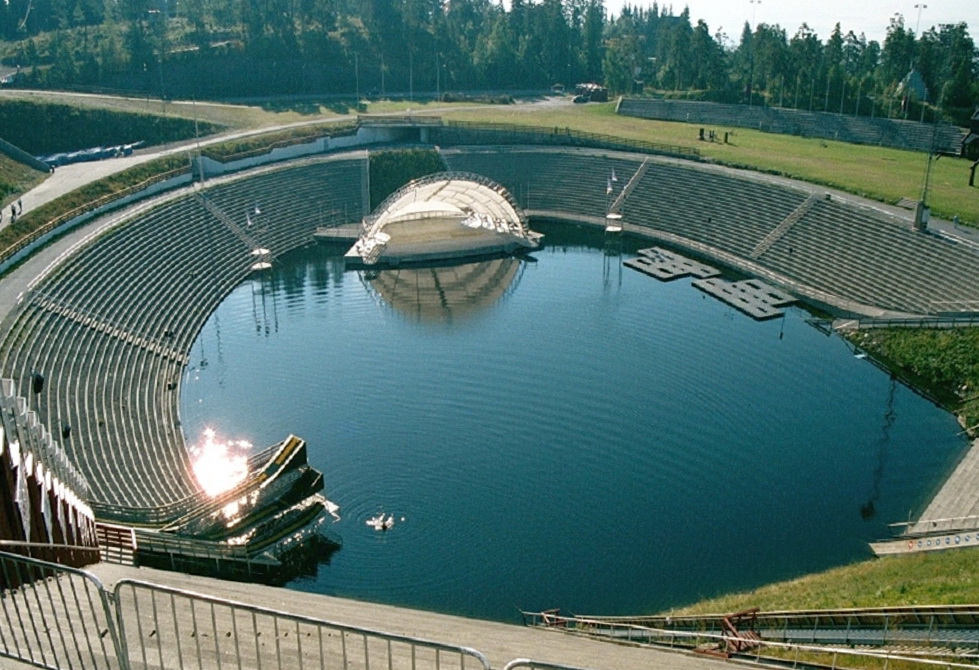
{"left": 448, "top": 146, "right": 979, "bottom": 317}
{"left": 4, "top": 143, "right": 979, "bottom": 519}
{"left": 0, "top": 155, "right": 367, "bottom": 512}
{"left": 760, "top": 198, "right": 979, "bottom": 314}
{"left": 617, "top": 99, "right": 967, "bottom": 154}
{"left": 443, "top": 148, "right": 642, "bottom": 219}
{"left": 621, "top": 163, "right": 808, "bottom": 258}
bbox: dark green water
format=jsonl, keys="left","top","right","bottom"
{"left": 180, "top": 223, "right": 967, "bottom": 622}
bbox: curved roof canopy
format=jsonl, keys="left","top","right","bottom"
{"left": 369, "top": 172, "right": 527, "bottom": 233}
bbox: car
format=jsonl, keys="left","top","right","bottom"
{"left": 572, "top": 94, "right": 589, "bottom": 103}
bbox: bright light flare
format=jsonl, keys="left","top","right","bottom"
{"left": 190, "top": 428, "right": 251, "bottom": 497}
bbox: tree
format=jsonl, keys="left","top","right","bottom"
{"left": 581, "top": 0, "right": 604, "bottom": 82}
{"left": 688, "top": 19, "right": 726, "bottom": 91}
{"left": 603, "top": 30, "right": 641, "bottom": 94}
{"left": 788, "top": 23, "right": 823, "bottom": 110}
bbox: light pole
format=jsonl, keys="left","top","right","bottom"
{"left": 148, "top": 7, "right": 166, "bottom": 103}
{"left": 914, "top": 3, "right": 927, "bottom": 35}
{"left": 749, "top": 0, "right": 761, "bottom": 27}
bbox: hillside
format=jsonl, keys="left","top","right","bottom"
{"left": 0, "top": 152, "right": 47, "bottom": 209}
{"left": 666, "top": 549, "right": 979, "bottom": 615}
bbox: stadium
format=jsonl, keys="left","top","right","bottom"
{"left": 1, "top": 102, "right": 979, "bottom": 670}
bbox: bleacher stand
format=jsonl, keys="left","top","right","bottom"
{"left": 0, "top": 155, "right": 367, "bottom": 518}
{"left": 0, "top": 378, "right": 97, "bottom": 568}
{"left": 618, "top": 99, "right": 966, "bottom": 155}
{"left": 446, "top": 146, "right": 979, "bottom": 318}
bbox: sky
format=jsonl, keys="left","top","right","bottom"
{"left": 604, "top": 0, "right": 979, "bottom": 45}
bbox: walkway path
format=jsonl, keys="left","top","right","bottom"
{"left": 912, "top": 438, "right": 979, "bottom": 531}
{"left": 87, "top": 562, "right": 727, "bottom": 670}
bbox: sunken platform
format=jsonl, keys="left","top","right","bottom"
{"left": 692, "top": 277, "right": 797, "bottom": 320}
{"left": 624, "top": 247, "right": 720, "bottom": 281}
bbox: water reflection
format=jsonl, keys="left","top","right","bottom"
{"left": 189, "top": 428, "right": 251, "bottom": 497}
{"left": 363, "top": 257, "right": 525, "bottom": 323}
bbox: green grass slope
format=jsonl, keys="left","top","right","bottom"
{"left": 669, "top": 548, "right": 979, "bottom": 615}
{"left": 0, "top": 153, "right": 47, "bottom": 208}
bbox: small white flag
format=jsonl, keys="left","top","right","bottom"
{"left": 606, "top": 178, "right": 613, "bottom": 195}
{"left": 611, "top": 168, "right": 618, "bottom": 182}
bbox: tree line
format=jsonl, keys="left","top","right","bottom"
{"left": 1, "top": 0, "right": 976, "bottom": 123}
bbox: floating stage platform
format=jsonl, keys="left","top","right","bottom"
{"left": 692, "top": 277, "right": 797, "bottom": 320}
{"left": 624, "top": 247, "right": 720, "bottom": 280}
{"left": 345, "top": 172, "right": 541, "bottom": 268}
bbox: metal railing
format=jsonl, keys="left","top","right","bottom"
{"left": 4, "top": 548, "right": 979, "bottom": 670}
{"left": 502, "top": 660, "right": 596, "bottom": 670}
{"left": 113, "top": 579, "right": 491, "bottom": 670}
{"left": 891, "top": 514, "right": 979, "bottom": 537}
{"left": 0, "top": 552, "right": 491, "bottom": 670}
{"left": 571, "top": 602, "right": 979, "bottom": 631}
{"left": 0, "top": 551, "right": 124, "bottom": 670}
{"left": 522, "top": 611, "right": 979, "bottom": 669}
{"left": 0, "top": 164, "right": 189, "bottom": 271}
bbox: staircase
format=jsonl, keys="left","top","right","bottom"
{"left": 609, "top": 157, "right": 651, "bottom": 214}
{"left": 751, "top": 193, "right": 818, "bottom": 258}
{"left": 96, "top": 523, "right": 136, "bottom": 566}
{"left": 195, "top": 192, "right": 262, "bottom": 251}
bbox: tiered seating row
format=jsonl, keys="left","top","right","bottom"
{"left": 443, "top": 148, "right": 642, "bottom": 219}
{"left": 762, "top": 199, "right": 979, "bottom": 314}
{"left": 0, "top": 155, "right": 367, "bottom": 511}
{"left": 622, "top": 163, "right": 807, "bottom": 257}
{"left": 449, "top": 146, "right": 979, "bottom": 316}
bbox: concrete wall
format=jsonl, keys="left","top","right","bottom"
{"left": 0, "top": 137, "right": 50, "bottom": 173}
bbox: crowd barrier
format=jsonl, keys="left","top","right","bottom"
{"left": 0, "top": 551, "right": 585, "bottom": 670}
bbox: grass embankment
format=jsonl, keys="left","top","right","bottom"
{"left": 0, "top": 117, "right": 362, "bottom": 256}
{"left": 848, "top": 329, "right": 979, "bottom": 433}
{"left": 0, "top": 90, "right": 346, "bottom": 132}
{"left": 669, "top": 549, "right": 979, "bottom": 615}
{"left": 0, "top": 154, "right": 47, "bottom": 208}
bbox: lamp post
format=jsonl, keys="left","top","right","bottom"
{"left": 914, "top": 3, "right": 927, "bottom": 35}
{"left": 148, "top": 7, "right": 166, "bottom": 103}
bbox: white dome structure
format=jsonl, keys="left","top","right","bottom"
{"left": 348, "top": 172, "right": 541, "bottom": 266}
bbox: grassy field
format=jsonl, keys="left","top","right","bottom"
{"left": 0, "top": 90, "right": 350, "bottom": 132}
{"left": 667, "top": 548, "right": 979, "bottom": 614}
